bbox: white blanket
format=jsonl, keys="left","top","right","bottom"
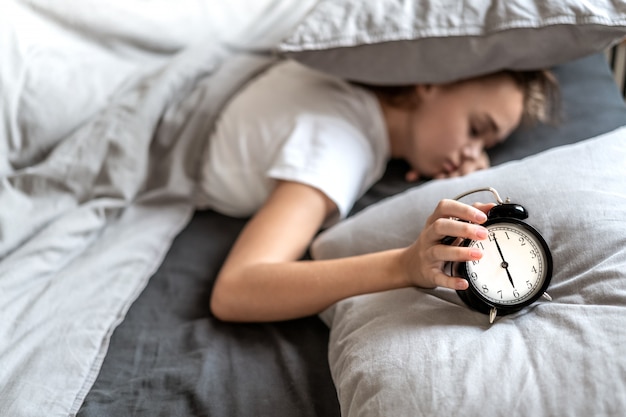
{"left": 0, "top": 1, "right": 316, "bottom": 415}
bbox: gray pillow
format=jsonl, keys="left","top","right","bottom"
{"left": 278, "top": 0, "right": 626, "bottom": 84}
{"left": 311, "top": 126, "right": 626, "bottom": 417}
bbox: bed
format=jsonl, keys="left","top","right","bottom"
{"left": 2, "top": 1, "right": 626, "bottom": 416}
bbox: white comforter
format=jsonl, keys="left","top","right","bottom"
{"left": 0, "top": 1, "right": 315, "bottom": 415}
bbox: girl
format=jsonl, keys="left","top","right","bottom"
{"left": 198, "top": 60, "right": 559, "bottom": 322}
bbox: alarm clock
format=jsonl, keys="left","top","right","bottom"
{"left": 444, "top": 187, "right": 553, "bottom": 323}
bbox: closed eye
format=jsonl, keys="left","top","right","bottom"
{"left": 469, "top": 125, "right": 482, "bottom": 138}
{"left": 471, "top": 114, "right": 502, "bottom": 147}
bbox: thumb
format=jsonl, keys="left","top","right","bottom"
{"left": 405, "top": 169, "right": 420, "bottom": 182}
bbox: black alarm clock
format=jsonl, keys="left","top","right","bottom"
{"left": 444, "top": 187, "right": 553, "bottom": 323}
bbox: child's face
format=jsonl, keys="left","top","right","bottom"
{"left": 404, "top": 74, "right": 524, "bottom": 178}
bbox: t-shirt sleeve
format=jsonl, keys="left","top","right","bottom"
{"left": 266, "top": 114, "right": 375, "bottom": 225}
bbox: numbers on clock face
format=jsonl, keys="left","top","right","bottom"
{"left": 464, "top": 223, "right": 547, "bottom": 305}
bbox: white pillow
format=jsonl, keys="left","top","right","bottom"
{"left": 279, "top": 0, "right": 626, "bottom": 84}
{"left": 311, "top": 126, "right": 626, "bottom": 417}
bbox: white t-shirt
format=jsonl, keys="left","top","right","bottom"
{"left": 195, "top": 60, "right": 389, "bottom": 225}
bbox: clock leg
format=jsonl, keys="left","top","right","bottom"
{"left": 489, "top": 307, "right": 498, "bottom": 324}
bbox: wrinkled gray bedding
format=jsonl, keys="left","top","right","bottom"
{"left": 0, "top": 43, "right": 274, "bottom": 416}
{"left": 2, "top": 3, "right": 626, "bottom": 417}
{"left": 79, "top": 53, "right": 626, "bottom": 417}
{"left": 1, "top": 2, "right": 321, "bottom": 415}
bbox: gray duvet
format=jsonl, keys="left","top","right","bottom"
{"left": 0, "top": 1, "right": 322, "bottom": 414}
{"left": 0, "top": 47, "right": 276, "bottom": 416}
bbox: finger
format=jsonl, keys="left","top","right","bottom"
{"left": 479, "top": 151, "right": 490, "bottom": 169}
{"left": 472, "top": 202, "right": 497, "bottom": 221}
{"left": 430, "top": 199, "right": 489, "bottom": 224}
{"left": 430, "top": 243, "right": 484, "bottom": 263}
{"left": 430, "top": 271, "right": 469, "bottom": 291}
{"left": 457, "top": 163, "right": 471, "bottom": 176}
{"left": 429, "top": 218, "right": 488, "bottom": 243}
{"left": 405, "top": 170, "right": 420, "bottom": 182}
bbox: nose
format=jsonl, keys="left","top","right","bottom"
{"left": 462, "top": 141, "right": 483, "bottom": 160}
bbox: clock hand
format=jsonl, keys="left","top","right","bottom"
{"left": 504, "top": 265, "right": 515, "bottom": 289}
{"left": 491, "top": 234, "right": 516, "bottom": 289}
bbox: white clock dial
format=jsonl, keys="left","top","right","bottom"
{"left": 464, "top": 222, "right": 548, "bottom": 306}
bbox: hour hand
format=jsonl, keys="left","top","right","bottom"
{"left": 492, "top": 234, "right": 515, "bottom": 288}
{"left": 505, "top": 268, "right": 515, "bottom": 289}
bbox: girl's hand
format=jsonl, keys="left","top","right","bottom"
{"left": 400, "top": 199, "right": 495, "bottom": 290}
{"left": 434, "top": 151, "right": 490, "bottom": 179}
{"left": 405, "top": 151, "right": 491, "bottom": 182}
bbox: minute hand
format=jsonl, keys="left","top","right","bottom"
{"left": 491, "top": 234, "right": 515, "bottom": 289}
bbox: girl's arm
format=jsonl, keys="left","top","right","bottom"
{"left": 210, "top": 180, "right": 491, "bottom": 322}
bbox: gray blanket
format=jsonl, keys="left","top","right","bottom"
{"left": 0, "top": 1, "right": 321, "bottom": 414}
{"left": 3, "top": 47, "right": 275, "bottom": 416}
{"left": 0, "top": 25, "right": 273, "bottom": 417}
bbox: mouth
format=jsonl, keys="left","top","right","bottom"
{"left": 442, "top": 159, "right": 459, "bottom": 174}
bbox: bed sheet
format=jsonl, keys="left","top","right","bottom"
{"left": 78, "top": 212, "right": 340, "bottom": 417}
{"left": 79, "top": 52, "right": 626, "bottom": 417}
{"left": 0, "top": 1, "right": 315, "bottom": 416}
{"left": 2, "top": 1, "right": 625, "bottom": 415}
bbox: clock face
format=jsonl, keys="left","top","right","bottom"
{"left": 463, "top": 220, "right": 550, "bottom": 307}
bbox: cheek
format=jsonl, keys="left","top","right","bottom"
{"left": 409, "top": 103, "right": 468, "bottom": 173}
{"left": 414, "top": 118, "right": 465, "bottom": 155}
{"left": 407, "top": 132, "right": 444, "bottom": 175}
{"left": 417, "top": 102, "right": 466, "bottom": 141}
